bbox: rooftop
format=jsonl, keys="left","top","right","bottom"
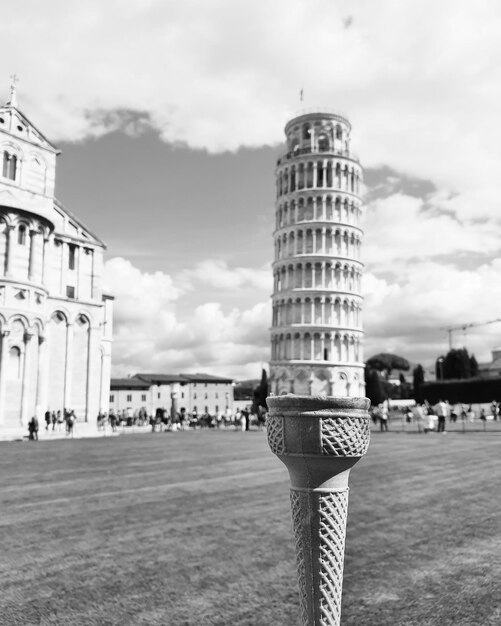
{"left": 110, "top": 378, "right": 151, "bottom": 390}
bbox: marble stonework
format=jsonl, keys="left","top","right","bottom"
{"left": 266, "top": 394, "right": 370, "bottom": 626}
{"left": 270, "top": 109, "right": 365, "bottom": 398}
{"left": 0, "top": 85, "right": 112, "bottom": 435}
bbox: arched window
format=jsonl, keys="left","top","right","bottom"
{"left": 8, "top": 346, "right": 21, "bottom": 379}
{"left": 17, "top": 224, "right": 26, "bottom": 245}
{"left": 2, "top": 151, "right": 17, "bottom": 180}
{"left": 318, "top": 134, "right": 329, "bottom": 152}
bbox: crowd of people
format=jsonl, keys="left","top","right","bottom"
{"left": 370, "top": 399, "right": 499, "bottom": 434}
{"left": 28, "top": 409, "right": 77, "bottom": 440}
{"left": 96, "top": 405, "right": 268, "bottom": 433}
{"left": 27, "top": 404, "right": 268, "bottom": 441}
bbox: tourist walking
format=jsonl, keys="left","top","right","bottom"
{"left": 66, "top": 410, "right": 75, "bottom": 436}
{"left": 28, "top": 416, "right": 39, "bottom": 440}
{"left": 490, "top": 401, "right": 498, "bottom": 421}
{"left": 44, "top": 410, "right": 51, "bottom": 430}
{"left": 435, "top": 399, "right": 448, "bottom": 433}
{"left": 412, "top": 404, "right": 425, "bottom": 433}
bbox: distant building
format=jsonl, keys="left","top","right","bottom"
{"left": 109, "top": 373, "right": 234, "bottom": 416}
{"left": 0, "top": 81, "right": 113, "bottom": 435}
{"left": 270, "top": 109, "right": 364, "bottom": 396}
{"left": 478, "top": 348, "right": 501, "bottom": 378}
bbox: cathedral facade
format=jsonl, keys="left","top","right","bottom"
{"left": 270, "top": 109, "right": 364, "bottom": 397}
{"left": 0, "top": 85, "right": 113, "bottom": 435}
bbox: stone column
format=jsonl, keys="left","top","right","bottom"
{"left": 85, "top": 326, "right": 94, "bottom": 422}
{"left": 90, "top": 249, "right": 95, "bottom": 299}
{"left": 20, "top": 331, "right": 34, "bottom": 426}
{"left": 64, "top": 322, "right": 73, "bottom": 411}
{"left": 75, "top": 245, "right": 81, "bottom": 299}
{"left": 266, "top": 396, "right": 370, "bottom": 626}
{"left": 28, "top": 229, "right": 37, "bottom": 280}
{"left": 0, "top": 330, "right": 10, "bottom": 425}
{"left": 171, "top": 391, "right": 178, "bottom": 421}
{"left": 4, "top": 225, "right": 14, "bottom": 276}
{"left": 35, "top": 335, "right": 48, "bottom": 419}
{"left": 41, "top": 234, "right": 50, "bottom": 286}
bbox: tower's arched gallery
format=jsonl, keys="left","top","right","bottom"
{"left": 270, "top": 109, "right": 364, "bottom": 397}
{"left": 0, "top": 87, "right": 113, "bottom": 435}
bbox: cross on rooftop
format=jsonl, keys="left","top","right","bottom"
{"left": 9, "top": 74, "right": 19, "bottom": 106}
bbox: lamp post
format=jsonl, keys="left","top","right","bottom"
{"left": 266, "top": 394, "right": 370, "bottom": 625}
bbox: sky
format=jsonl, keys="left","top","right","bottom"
{"left": 2, "top": 0, "right": 501, "bottom": 379}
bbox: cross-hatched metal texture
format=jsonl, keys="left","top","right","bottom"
{"left": 290, "top": 489, "right": 309, "bottom": 625}
{"left": 266, "top": 414, "right": 285, "bottom": 455}
{"left": 289, "top": 488, "right": 350, "bottom": 626}
{"left": 318, "top": 490, "right": 349, "bottom": 625}
{"left": 321, "top": 416, "right": 370, "bottom": 456}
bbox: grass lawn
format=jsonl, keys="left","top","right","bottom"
{"left": 1, "top": 429, "right": 500, "bottom": 625}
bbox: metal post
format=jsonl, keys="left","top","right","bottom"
{"left": 266, "top": 395, "right": 370, "bottom": 625}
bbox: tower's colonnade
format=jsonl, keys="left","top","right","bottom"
{"left": 270, "top": 109, "right": 364, "bottom": 397}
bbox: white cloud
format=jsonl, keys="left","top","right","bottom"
{"left": 104, "top": 257, "right": 270, "bottom": 379}
{"left": 182, "top": 259, "right": 272, "bottom": 291}
{"left": 3, "top": 0, "right": 501, "bottom": 214}
{"left": 6, "top": 2, "right": 501, "bottom": 369}
{"left": 363, "top": 192, "right": 501, "bottom": 274}
{"left": 363, "top": 259, "right": 501, "bottom": 364}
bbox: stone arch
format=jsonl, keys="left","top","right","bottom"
{"left": 315, "top": 196, "right": 323, "bottom": 220}
{"left": 314, "top": 297, "right": 322, "bottom": 324}
{"left": 324, "top": 297, "right": 332, "bottom": 324}
{"left": 311, "top": 368, "right": 330, "bottom": 396}
{"left": 326, "top": 161, "right": 333, "bottom": 187}
{"left": 313, "top": 333, "right": 322, "bottom": 360}
{"left": 284, "top": 333, "right": 292, "bottom": 359}
{"left": 326, "top": 195, "right": 333, "bottom": 220}
{"left": 8, "top": 314, "right": 29, "bottom": 332}
{"left": 325, "top": 228, "right": 333, "bottom": 254}
{"left": 290, "top": 166, "right": 296, "bottom": 192}
{"left": 334, "top": 298, "right": 341, "bottom": 324}
{"left": 294, "top": 298, "right": 302, "bottom": 323}
{"left": 305, "top": 229, "right": 313, "bottom": 254}
{"left": 314, "top": 263, "right": 322, "bottom": 288}
{"left": 304, "top": 264, "right": 312, "bottom": 288}
{"left": 47, "top": 310, "right": 68, "bottom": 413}
{"left": 305, "top": 197, "right": 314, "bottom": 220}
{"left": 295, "top": 263, "right": 303, "bottom": 288}
{"left": 306, "top": 162, "right": 314, "bottom": 188}
{"left": 334, "top": 370, "right": 349, "bottom": 396}
{"left": 298, "top": 162, "right": 305, "bottom": 189}
{"left": 304, "top": 298, "right": 312, "bottom": 323}
{"left": 294, "top": 369, "right": 310, "bottom": 394}
{"left": 303, "top": 333, "right": 312, "bottom": 359}
{"left": 317, "top": 133, "right": 329, "bottom": 152}
{"left": 351, "top": 373, "right": 360, "bottom": 396}
{"left": 297, "top": 197, "right": 305, "bottom": 221}
{"left": 278, "top": 369, "right": 290, "bottom": 395}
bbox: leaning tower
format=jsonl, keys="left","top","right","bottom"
{"left": 270, "top": 109, "right": 364, "bottom": 397}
